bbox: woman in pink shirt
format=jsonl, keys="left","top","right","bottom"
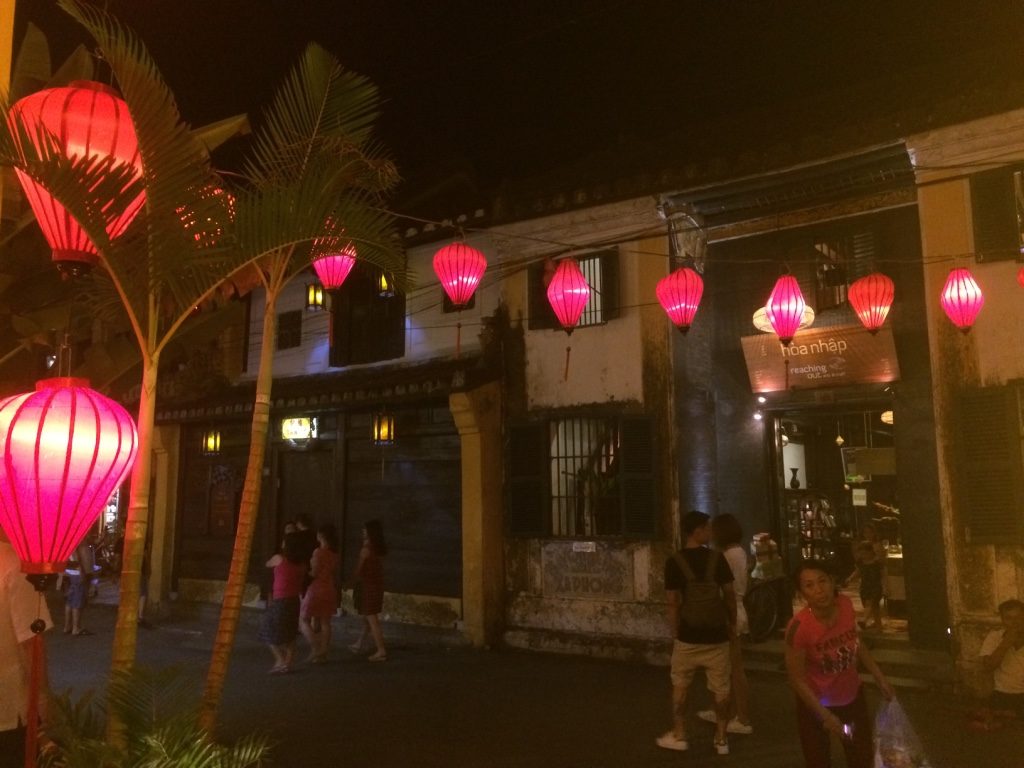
{"left": 784, "top": 560, "right": 894, "bottom": 768}
{"left": 259, "top": 534, "right": 306, "bottom": 674}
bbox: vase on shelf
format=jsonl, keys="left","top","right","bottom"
{"left": 789, "top": 467, "right": 801, "bottom": 489}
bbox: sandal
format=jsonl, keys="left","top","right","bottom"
{"left": 73, "top": 628, "right": 94, "bottom": 636}
{"left": 368, "top": 651, "right": 387, "bottom": 662}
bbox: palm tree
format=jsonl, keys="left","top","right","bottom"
{"left": 197, "top": 42, "right": 403, "bottom": 732}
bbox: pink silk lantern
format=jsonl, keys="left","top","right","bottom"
{"left": 547, "top": 258, "right": 591, "bottom": 334}
{"left": 940, "top": 267, "right": 984, "bottom": 332}
{"left": 847, "top": 272, "right": 895, "bottom": 334}
{"left": 656, "top": 267, "right": 704, "bottom": 334}
{"left": 765, "top": 274, "right": 806, "bottom": 345}
{"left": 312, "top": 245, "right": 357, "bottom": 291}
{"left": 433, "top": 242, "right": 487, "bottom": 307}
{"left": 9, "top": 81, "right": 145, "bottom": 275}
{"left": 0, "top": 378, "right": 138, "bottom": 574}
{"left": 1017, "top": 265, "right": 1024, "bottom": 289}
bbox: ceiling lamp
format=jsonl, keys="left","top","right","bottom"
{"left": 939, "top": 267, "right": 984, "bottom": 333}
{"left": 433, "top": 242, "right": 487, "bottom": 307}
{"left": 848, "top": 272, "right": 895, "bottom": 334}
{"left": 764, "top": 273, "right": 807, "bottom": 345}
{"left": 547, "top": 258, "right": 591, "bottom": 381}
{"left": 656, "top": 266, "right": 704, "bottom": 334}
{"left": 752, "top": 305, "right": 815, "bottom": 334}
{"left": 311, "top": 245, "right": 357, "bottom": 291}
{"left": 0, "top": 377, "right": 139, "bottom": 574}
{"left": 9, "top": 81, "right": 145, "bottom": 277}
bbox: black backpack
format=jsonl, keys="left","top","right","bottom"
{"left": 673, "top": 549, "right": 727, "bottom": 629}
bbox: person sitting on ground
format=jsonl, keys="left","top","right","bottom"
{"left": 979, "top": 599, "right": 1024, "bottom": 719}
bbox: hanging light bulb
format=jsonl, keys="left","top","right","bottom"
{"left": 940, "top": 267, "right": 984, "bottom": 332}
{"left": 835, "top": 419, "right": 845, "bottom": 447}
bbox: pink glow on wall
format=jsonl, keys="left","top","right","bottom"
{"left": 0, "top": 378, "right": 138, "bottom": 573}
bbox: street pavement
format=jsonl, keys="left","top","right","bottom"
{"left": 43, "top": 594, "right": 1022, "bottom": 768}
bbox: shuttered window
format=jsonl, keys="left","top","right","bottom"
{"left": 527, "top": 249, "right": 621, "bottom": 330}
{"left": 330, "top": 263, "right": 406, "bottom": 366}
{"left": 957, "top": 385, "right": 1024, "bottom": 544}
{"left": 970, "top": 168, "right": 1024, "bottom": 262}
{"left": 507, "top": 415, "right": 656, "bottom": 539}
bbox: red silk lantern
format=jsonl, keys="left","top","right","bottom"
{"left": 940, "top": 267, "right": 984, "bottom": 332}
{"left": 0, "top": 378, "right": 138, "bottom": 574}
{"left": 547, "top": 258, "right": 591, "bottom": 334}
{"left": 311, "top": 245, "right": 357, "bottom": 291}
{"left": 656, "top": 267, "right": 704, "bottom": 334}
{"left": 764, "top": 273, "right": 807, "bottom": 345}
{"left": 9, "top": 81, "right": 145, "bottom": 275}
{"left": 433, "top": 243, "right": 487, "bottom": 307}
{"left": 1017, "top": 265, "right": 1024, "bottom": 289}
{"left": 847, "top": 272, "right": 895, "bottom": 334}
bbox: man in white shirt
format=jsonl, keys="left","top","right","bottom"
{"left": 0, "top": 529, "right": 52, "bottom": 768}
{"left": 980, "top": 599, "right": 1024, "bottom": 718}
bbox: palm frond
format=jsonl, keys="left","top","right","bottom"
{"left": 244, "top": 43, "right": 382, "bottom": 186}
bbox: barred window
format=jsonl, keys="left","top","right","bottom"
{"left": 549, "top": 417, "right": 621, "bottom": 536}
{"left": 528, "top": 249, "right": 620, "bottom": 330}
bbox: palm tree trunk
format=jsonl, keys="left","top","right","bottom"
{"left": 199, "top": 292, "right": 278, "bottom": 732}
{"left": 108, "top": 353, "right": 158, "bottom": 738}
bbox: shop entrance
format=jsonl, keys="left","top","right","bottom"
{"left": 771, "top": 405, "right": 907, "bottom": 635}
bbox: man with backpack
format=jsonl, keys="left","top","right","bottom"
{"left": 656, "top": 510, "right": 737, "bottom": 756}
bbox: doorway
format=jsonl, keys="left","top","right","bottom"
{"left": 771, "top": 405, "right": 906, "bottom": 636}
{"left": 276, "top": 445, "right": 338, "bottom": 542}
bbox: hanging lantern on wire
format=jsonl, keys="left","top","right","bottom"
{"left": 547, "top": 258, "right": 591, "bottom": 380}
{"left": 764, "top": 273, "right": 807, "bottom": 345}
{"left": 847, "top": 272, "right": 895, "bottom": 334}
{"left": 311, "top": 244, "right": 357, "bottom": 291}
{"left": 9, "top": 81, "right": 145, "bottom": 277}
{"left": 656, "top": 266, "right": 704, "bottom": 334}
{"left": 433, "top": 242, "right": 487, "bottom": 357}
{"left": 940, "top": 267, "right": 984, "bottom": 333}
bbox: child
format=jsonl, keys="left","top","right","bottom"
{"left": 847, "top": 540, "right": 884, "bottom": 631}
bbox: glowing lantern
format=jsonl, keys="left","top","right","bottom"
{"left": 0, "top": 377, "right": 138, "bottom": 574}
{"left": 940, "top": 267, "right": 984, "bottom": 333}
{"left": 433, "top": 242, "right": 487, "bottom": 307}
{"left": 9, "top": 81, "right": 145, "bottom": 276}
{"left": 1017, "top": 265, "right": 1024, "bottom": 289}
{"left": 311, "top": 245, "right": 357, "bottom": 291}
{"left": 847, "top": 272, "right": 895, "bottom": 334}
{"left": 547, "top": 258, "right": 591, "bottom": 334}
{"left": 378, "top": 272, "right": 395, "bottom": 298}
{"left": 656, "top": 266, "right": 704, "bottom": 334}
{"left": 372, "top": 411, "right": 395, "bottom": 447}
{"left": 306, "top": 283, "right": 325, "bottom": 311}
{"left": 752, "top": 305, "right": 815, "bottom": 333}
{"left": 202, "top": 429, "right": 221, "bottom": 455}
{"left": 764, "top": 274, "right": 807, "bottom": 345}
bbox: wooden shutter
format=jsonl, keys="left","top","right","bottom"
{"left": 619, "top": 416, "right": 657, "bottom": 538}
{"left": 957, "top": 386, "right": 1024, "bottom": 544}
{"left": 600, "top": 249, "right": 621, "bottom": 321}
{"left": 507, "top": 423, "right": 548, "bottom": 536}
{"left": 971, "top": 169, "right": 1021, "bottom": 262}
{"left": 330, "top": 266, "right": 406, "bottom": 366}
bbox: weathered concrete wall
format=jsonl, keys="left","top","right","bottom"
{"left": 909, "top": 109, "right": 1024, "bottom": 688}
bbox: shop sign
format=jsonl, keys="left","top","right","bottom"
{"left": 281, "top": 416, "right": 317, "bottom": 441}
{"left": 741, "top": 324, "right": 900, "bottom": 393}
{"left": 542, "top": 541, "right": 634, "bottom": 600}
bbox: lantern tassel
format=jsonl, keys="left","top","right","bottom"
{"left": 455, "top": 320, "right": 462, "bottom": 359}
{"left": 564, "top": 345, "right": 572, "bottom": 382}
{"left": 25, "top": 631, "right": 42, "bottom": 768}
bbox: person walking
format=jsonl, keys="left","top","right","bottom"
{"left": 300, "top": 524, "right": 340, "bottom": 664}
{"left": 62, "top": 539, "right": 94, "bottom": 636}
{"left": 260, "top": 534, "right": 306, "bottom": 674}
{"left": 0, "top": 528, "right": 52, "bottom": 768}
{"left": 656, "top": 510, "right": 737, "bottom": 756}
{"left": 785, "top": 559, "right": 894, "bottom": 768}
{"left": 347, "top": 519, "right": 387, "bottom": 662}
{"left": 698, "top": 513, "right": 753, "bottom": 736}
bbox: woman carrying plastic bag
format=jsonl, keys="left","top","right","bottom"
{"left": 874, "top": 699, "right": 932, "bottom": 768}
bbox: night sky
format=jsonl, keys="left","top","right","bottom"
{"left": 12, "top": 0, "right": 1024, "bottom": 202}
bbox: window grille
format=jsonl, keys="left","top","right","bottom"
{"left": 577, "top": 255, "right": 604, "bottom": 328}
{"left": 970, "top": 167, "right": 1024, "bottom": 262}
{"left": 548, "top": 416, "right": 621, "bottom": 536}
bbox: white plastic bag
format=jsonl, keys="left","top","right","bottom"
{"left": 874, "top": 698, "right": 932, "bottom": 768}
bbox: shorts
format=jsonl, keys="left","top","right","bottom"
{"left": 65, "top": 575, "right": 87, "bottom": 610}
{"left": 669, "top": 640, "right": 731, "bottom": 701}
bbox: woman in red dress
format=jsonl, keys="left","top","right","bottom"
{"left": 300, "top": 523, "right": 340, "bottom": 664}
{"left": 347, "top": 519, "right": 387, "bottom": 662}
